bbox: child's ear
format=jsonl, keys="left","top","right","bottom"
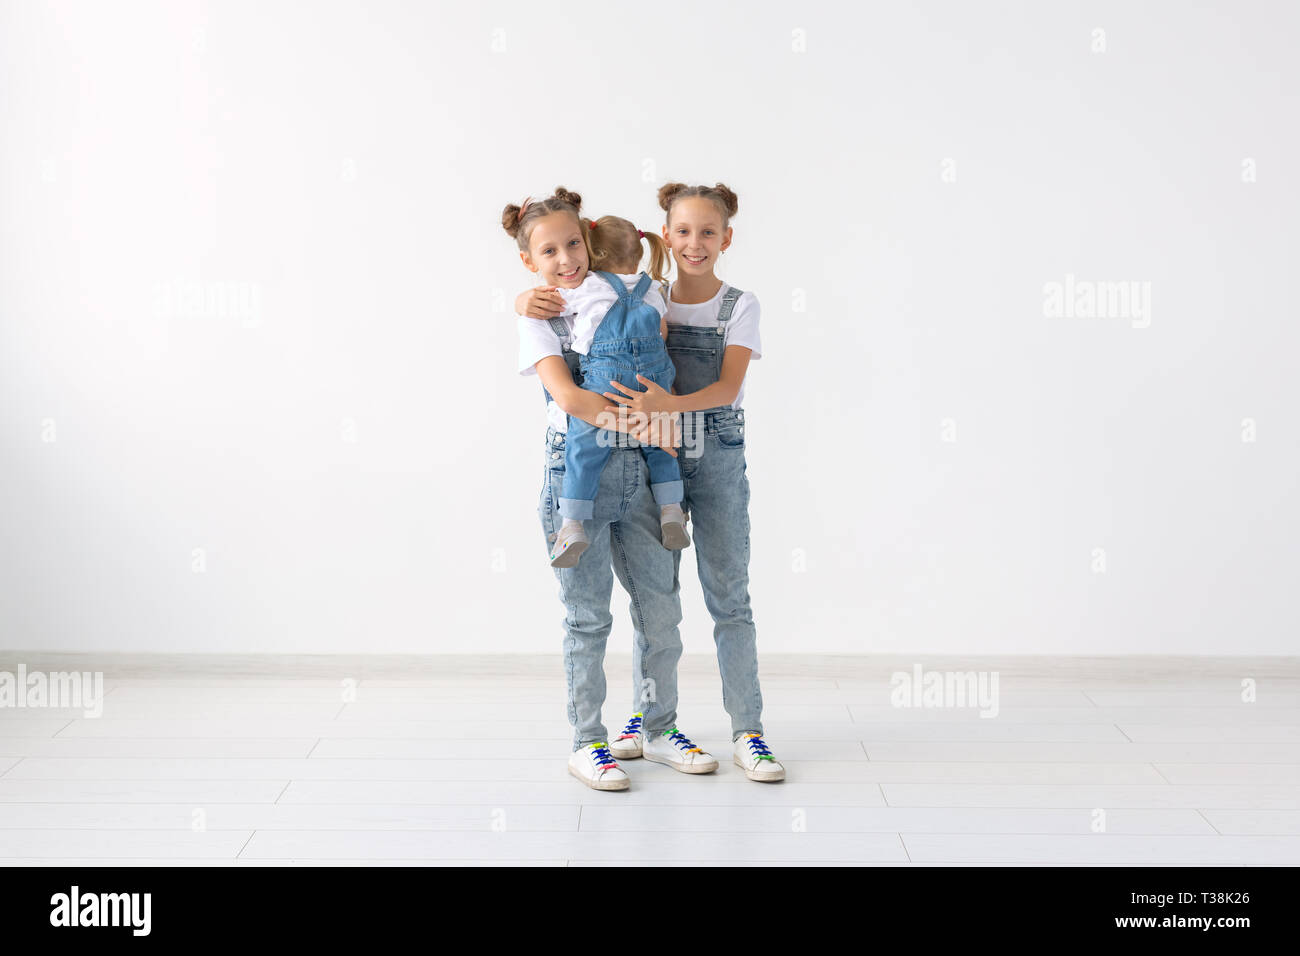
{"left": 520, "top": 250, "right": 539, "bottom": 274}
{"left": 720, "top": 226, "right": 733, "bottom": 253}
{"left": 661, "top": 224, "right": 671, "bottom": 244}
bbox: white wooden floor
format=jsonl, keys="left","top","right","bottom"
{"left": 1, "top": 654, "right": 1298, "bottom": 866}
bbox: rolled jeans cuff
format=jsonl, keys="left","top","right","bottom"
{"left": 558, "top": 497, "right": 595, "bottom": 521}
{"left": 650, "top": 480, "right": 684, "bottom": 507}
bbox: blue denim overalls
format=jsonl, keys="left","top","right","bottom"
{"left": 557, "top": 271, "right": 684, "bottom": 521}
{"left": 662, "top": 284, "right": 764, "bottom": 739}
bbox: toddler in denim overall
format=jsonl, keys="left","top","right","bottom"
{"left": 548, "top": 269, "right": 688, "bottom": 567}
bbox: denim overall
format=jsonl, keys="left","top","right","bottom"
{"left": 662, "top": 285, "right": 764, "bottom": 739}
{"left": 536, "top": 309, "right": 684, "bottom": 751}
{"left": 557, "top": 271, "right": 683, "bottom": 521}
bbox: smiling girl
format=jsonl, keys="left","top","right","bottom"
{"left": 604, "top": 182, "right": 785, "bottom": 782}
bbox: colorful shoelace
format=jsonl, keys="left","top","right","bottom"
{"left": 616, "top": 713, "right": 643, "bottom": 741}
{"left": 742, "top": 732, "right": 775, "bottom": 762}
{"left": 588, "top": 742, "right": 619, "bottom": 770}
{"left": 664, "top": 727, "right": 703, "bottom": 755}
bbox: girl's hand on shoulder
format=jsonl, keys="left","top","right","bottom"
{"left": 515, "top": 286, "right": 566, "bottom": 319}
{"left": 602, "top": 375, "right": 676, "bottom": 415}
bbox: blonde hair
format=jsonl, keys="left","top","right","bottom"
{"left": 658, "top": 181, "right": 739, "bottom": 227}
{"left": 586, "top": 215, "right": 669, "bottom": 283}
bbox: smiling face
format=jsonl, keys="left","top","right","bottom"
{"left": 520, "top": 211, "right": 589, "bottom": 288}
{"left": 662, "top": 196, "right": 732, "bottom": 278}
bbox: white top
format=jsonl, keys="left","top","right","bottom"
{"left": 564, "top": 272, "right": 667, "bottom": 355}
{"left": 517, "top": 310, "right": 577, "bottom": 433}
{"left": 665, "top": 281, "right": 761, "bottom": 409}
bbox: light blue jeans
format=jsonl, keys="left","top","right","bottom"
{"left": 540, "top": 426, "right": 683, "bottom": 751}
{"left": 675, "top": 408, "right": 764, "bottom": 741}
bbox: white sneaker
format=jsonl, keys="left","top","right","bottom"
{"left": 659, "top": 503, "right": 690, "bottom": 550}
{"left": 733, "top": 732, "right": 785, "bottom": 782}
{"left": 568, "top": 742, "right": 629, "bottom": 791}
{"left": 549, "top": 521, "right": 589, "bottom": 568}
{"left": 642, "top": 726, "right": 718, "bottom": 774}
{"left": 609, "top": 712, "right": 644, "bottom": 759}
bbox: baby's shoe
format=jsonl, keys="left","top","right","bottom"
{"left": 550, "top": 519, "right": 589, "bottom": 568}
{"left": 568, "top": 742, "right": 629, "bottom": 791}
{"left": 609, "top": 712, "right": 644, "bottom": 759}
{"left": 733, "top": 731, "right": 786, "bottom": 782}
{"left": 642, "top": 726, "right": 718, "bottom": 774}
{"left": 659, "top": 503, "right": 690, "bottom": 550}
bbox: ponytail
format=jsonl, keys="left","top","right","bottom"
{"left": 641, "top": 231, "right": 670, "bottom": 284}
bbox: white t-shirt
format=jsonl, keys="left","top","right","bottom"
{"left": 564, "top": 272, "right": 667, "bottom": 355}
{"left": 664, "top": 281, "right": 761, "bottom": 409}
{"left": 517, "top": 310, "right": 576, "bottom": 433}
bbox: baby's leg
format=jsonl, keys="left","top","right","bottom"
{"left": 545, "top": 419, "right": 612, "bottom": 567}
{"left": 560, "top": 417, "right": 615, "bottom": 521}
{"left": 641, "top": 444, "right": 688, "bottom": 549}
{"left": 642, "top": 444, "right": 683, "bottom": 510}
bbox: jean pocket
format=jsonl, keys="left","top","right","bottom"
{"left": 716, "top": 422, "right": 745, "bottom": 448}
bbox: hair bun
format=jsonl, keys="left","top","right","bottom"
{"left": 500, "top": 204, "right": 522, "bottom": 238}
{"left": 713, "top": 183, "right": 739, "bottom": 217}
{"left": 657, "top": 182, "right": 688, "bottom": 212}
{"left": 551, "top": 186, "right": 582, "bottom": 211}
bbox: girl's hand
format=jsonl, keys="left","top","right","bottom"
{"left": 515, "top": 286, "right": 566, "bottom": 319}
{"left": 627, "top": 410, "right": 682, "bottom": 453}
{"left": 597, "top": 406, "right": 679, "bottom": 456}
{"left": 603, "top": 375, "right": 677, "bottom": 415}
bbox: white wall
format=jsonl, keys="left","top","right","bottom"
{"left": 1, "top": 1, "right": 1296, "bottom": 654}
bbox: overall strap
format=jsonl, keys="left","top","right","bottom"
{"left": 630, "top": 271, "right": 652, "bottom": 303}
{"left": 717, "top": 285, "right": 744, "bottom": 325}
{"left": 594, "top": 270, "right": 625, "bottom": 297}
{"left": 712, "top": 284, "right": 744, "bottom": 336}
{"left": 546, "top": 316, "right": 573, "bottom": 351}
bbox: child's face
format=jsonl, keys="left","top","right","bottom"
{"left": 662, "top": 197, "right": 732, "bottom": 278}
{"left": 521, "top": 212, "right": 589, "bottom": 288}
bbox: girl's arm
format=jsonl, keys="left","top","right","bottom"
{"left": 534, "top": 356, "right": 679, "bottom": 457}
{"left": 605, "top": 345, "right": 752, "bottom": 415}
{"left": 515, "top": 286, "right": 567, "bottom": 319}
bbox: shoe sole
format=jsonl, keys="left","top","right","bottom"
{"left": 609, "top": 744, "right": 643, "bottom": 759}
{"left": 733, "top": 756, "right": 785, "bottom": 781}
{"left": 660, "top": 523, "right": 690, "bottom": 550}
{"left": 568, "top": 763, "right": 629, "bottom": 790}
{"left": 550, "top": 538, "right": 589, "bottom": 568}
{"left": 643, "top": 750, "right": 718, "bottom": 774}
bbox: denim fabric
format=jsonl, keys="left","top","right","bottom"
{"left": 559, "top": 271, "right": 683, "bottom": 520}
{"left": 540, "top": 426, "right": 683, "bottom": 751}
{"left": 656, "top": 286, "right": 765, "bottom": 740}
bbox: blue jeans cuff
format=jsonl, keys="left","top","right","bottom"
{"left": 650, "top": 480, "right": 684, "bottom": 507}
{"left": 559, "top": 497, "right": 595, "bottom": 520}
